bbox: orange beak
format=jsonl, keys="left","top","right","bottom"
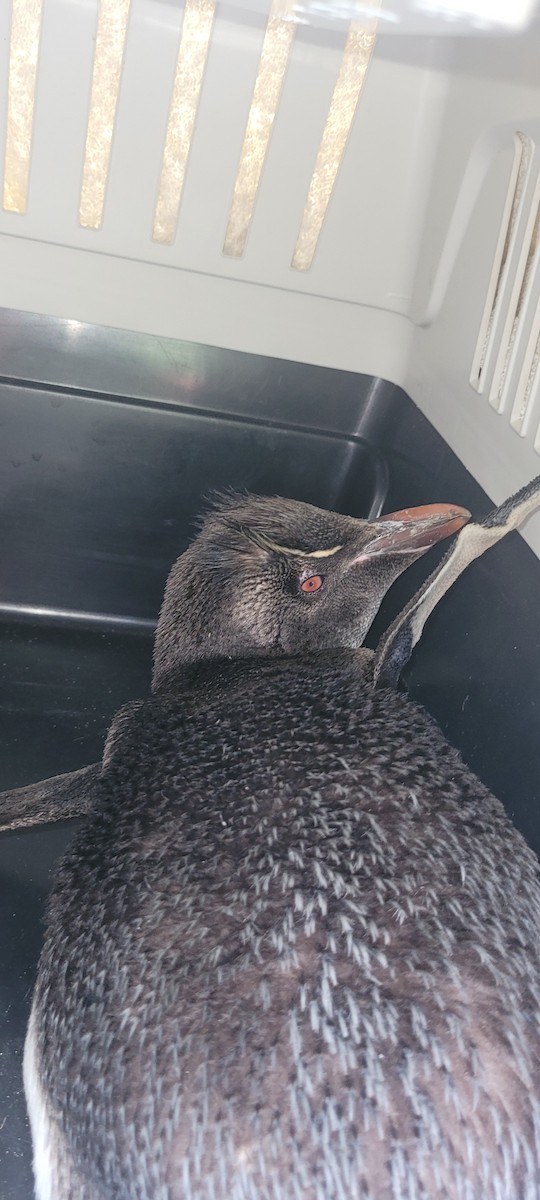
{"left": 353, "top": 503, "right": 471, "bottom": 561}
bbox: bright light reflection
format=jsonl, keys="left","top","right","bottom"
{"left": 3, "top": 0, "right": 43, "bottom": 214}
{"left": 153, "top": 0, "right": 216, "bottom": 245}
{"left": 292, "top": 0, "right": 380, "bottom": 272}
{"left": 414, "top": 0, "right": 535, "bottom": 29}
{"left": 223, "top": 0, "right": 296, "bottom": 258}
{"left": 79, "top": 0, "right": 131, "bottom": 230}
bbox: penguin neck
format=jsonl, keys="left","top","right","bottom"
{"left": 152, "top": 630, "right": 276, "bottom": 692}
{"left": 152, "top": 647, "right": 376, "bottom": 704}
{"left": 151, "top": 559, "right": 275, "bottom": 691}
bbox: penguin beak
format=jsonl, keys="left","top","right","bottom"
{"left": 352, "top": 503, "right": 471, "bottom": 563}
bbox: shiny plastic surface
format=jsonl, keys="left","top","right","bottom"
{"left": 1, "top": 343, "right": 540, "bottom": 1198}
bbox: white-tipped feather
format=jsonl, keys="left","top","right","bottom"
{"left": 24, "top": 1008, "right": 55, "bottom": 1200}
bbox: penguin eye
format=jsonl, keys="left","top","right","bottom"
{"left": 300, "top": 574, "right": 324, "bottom": 594}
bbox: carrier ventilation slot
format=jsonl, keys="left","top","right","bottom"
{"left": 79, "top": 0, "right": 131, "bottom": 230}
{"left": 223, "top": 0, "right": 381, "bottom": 265}
{"left": 223, "top": 0, "right": 296, "bottom": 259}
{"left": 291, "top": 2, "right": 380, "bottom": 272}
{"left": 471, "top": 133, "right": 540, "bottom": 457}
{"left": 513, "top": 316, "right": 540, "bottom": 440}
{"left": 2, "top": 0, "right": 43, "bottom": 215}
{"left": 489, "top": 178, "right": 540, "bottom": 413}
{"left": 153, "top": 0, "right": 216, "bottom": 246}
{"left": 470, "top": 131, "right": 533, "bottom": 395}
{"left": 1, "top": 0, "right": 380, "bottom": 269}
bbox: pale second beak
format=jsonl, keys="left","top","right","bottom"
{"left": 353, "top": 503, "right": 471, "bottom": 562}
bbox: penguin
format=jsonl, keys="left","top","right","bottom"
{"left": 0, "top": 496, "right": 467, "bottom": 833}
{"left": 20, "top": 480, "right": 540, "bottom": 1200}
{"left": 372, "top": 471, "right": 540, "bottom": 689}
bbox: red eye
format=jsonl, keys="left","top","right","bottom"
{"left": 301, "top": 574, "right": 324, "bottom": 594}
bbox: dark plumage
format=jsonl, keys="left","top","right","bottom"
{"left": 0, "top": 493, "right": 466, "bottom": 832}
{"left": 19, "top": 489, "right": 540, "bottom": 1199}
{"left": 152, "top": 493, "right": 467, "bottom": 688}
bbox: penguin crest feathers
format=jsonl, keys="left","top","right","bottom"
{"left": 199, "top": 490, "right": 357, "bottom": 562}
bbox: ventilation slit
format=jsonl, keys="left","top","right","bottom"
{"left": 470, "top": 131, "right": 533, "bottom": 393}
{"left": 511, "top": 298, "right": 540, "bottom": 436}
{"left": 516, "top": 324, "right": 540, "bottom": 436}
{"left": 153, "top": 0, "right": 216, "bottom": 246}
{"left": 292, "top": 0, "right": 380, "bottom": 273}
{"left": 2, "top": 0, "right": 43, "bottom": 215}
{"left": 471, "top": 131, "right": 540, "bottom": 457}
{"left": 491, "top": 184, "right": 540, "bottom": 410}
{"left": 223, "top": 0, "right": 296, "bottom": 259}
{"left": 79, "top": 0, "right": 131, "bottom": 231}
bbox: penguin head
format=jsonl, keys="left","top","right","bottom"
{"left": 153, "top": 493, "right": 469, "bottom": 688}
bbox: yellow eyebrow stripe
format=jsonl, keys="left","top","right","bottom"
{"left": 304, "top": 545, "right": 343, "bottom": 559}
{"left": 256, "top": 534, "right": 343, "bottom": 558}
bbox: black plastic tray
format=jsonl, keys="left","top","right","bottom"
{"left": 1, "top": 321, "right": 540, "bottom": 1198}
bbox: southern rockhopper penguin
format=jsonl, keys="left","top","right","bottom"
{"left": 151, "top": 493, "right": 469, "bottom": 686}
{"left": 0, "top": 495, "right": 467, "bottom": 832}
{"left": 11, "top": 480, "right": 540, "bottom": 1199}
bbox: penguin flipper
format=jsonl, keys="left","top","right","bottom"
{"left": 373, "top": 472, "right": 540, "bottom": 690}
{"left": 0, "top": 762, "right": 100, "bottom": 833}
